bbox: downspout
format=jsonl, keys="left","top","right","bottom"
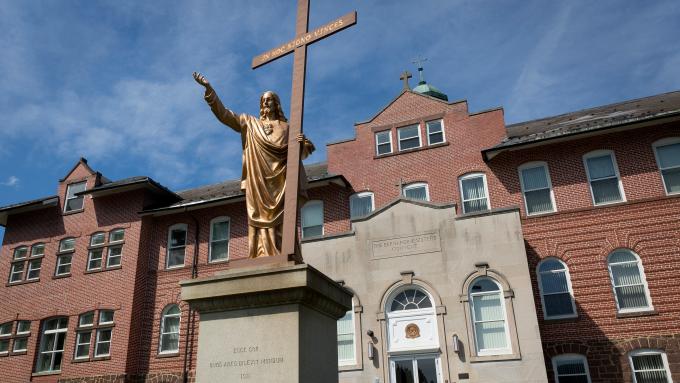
{"left": 183, "top": 213, "right": 200, "bottom": 383}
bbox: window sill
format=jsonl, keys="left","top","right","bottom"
{"left": 374, "top": 142, "right": 449, "bottom": 159}
{"left": 339, "top": 363, "right": 363, "bottom": 372}
{"left": 469, "top": 352, "right": 521, "bottom": 363}
{"left": 208, "top": 259, "right": 230, "bottom": 265}
{"left": 52, "top": 274, "right": 72, "bottom": 280}
{"left": 88, "top": 241, "right": 125, "bottom": 251}
{"left": 616, "top": 309, "right": 658, "bottom": 319}
{"left": 32, "top": 371, "right": 62, "bottom": 377}
{"left": 84, "top": 266, "right": 122, "bottom": 275}
{"left": 157, "top": 352, "right": 180, "bottom": 359}
{"left": 5, "top": 279, "right": 40, "bottom": 287}
{"left": 0, "top": 353, "right": 7, "bottom": 358}
{"left": 62, "top": 208, "right": 85, "bottom": 216}
{"left": 10, "top": 351, "right": 28, "bottom": 356}
{"left": 92, "top": 355, "right": 111, "bottom": 361}
{"left": 72, "top": 357, "right": 91, "bottom": 363}
{"left": 543, "top": 315, "right": 579, "bottom": 323}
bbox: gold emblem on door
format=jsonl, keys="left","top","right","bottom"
{"left": 405, "top": 323, "right": 420, "bottom": 339}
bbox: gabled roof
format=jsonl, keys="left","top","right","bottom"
{"left": 483, "top": 90, "right": 680, "bottom": 160}
{"left": 78, "top": 176, "right": 180, "bottom": 201}
{"left": 354, "top": 90, "right": 465, "bottom": 126}
{"left": 59, "top": 157, "right": 97, "bottom": 182}
{"left": 0, "top": 195, "right": 59, "bottom": 226}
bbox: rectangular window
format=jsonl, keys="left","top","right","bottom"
{"left": 375, "top": 131, "right": 392, "bottom": 155}
{"left": 26, "top": 259, "right": 42, "bottom": 280}
{"left": 107, "top": 246, "right": 122, "bottom": 267}
{"left": 75, "top": 332, "right": 91, "bottom": 359}
{"left": 553, "top": 355, "right": 591, "bottom": 383}
{"left": 9, "top": 262, "right": 25, "bottom": 283}
{"left": 397, "top": 124, "right": 421, "bottom": 151}
{"left": 64, "top": 181, "right": 87, "bottom": 212}
{"left": 209, "top": 218, "right": 230, "bottom": 263}
{"left": 167, "top": 225, "right": 187, "bottom": 268}
{"left": 13, "top": 247, "right": 28, "bottom": 260}
{"left": 90, "top": 233, "right": 106, "bottom": 246}
{"left": 94, "top": 329, "right": 112, "bottom": 357}
{"left": 402, "top": 183, "right": 429, "bottom": 201}
{"left": 655, "top": 141, "right": 680, "bottom": 195}
{"left": 460, "top": 174, "right": 490, "bottom": 213}
{"left": 301, "top": 201, "right": 324, "bottom": 238}
{"left": 99, "top": 311, "right": 114, "bottom": 325}
{"left": 87, "top": 249, "right": 104, "bottom": 271}
{"left": 0, "top": 322, "right": 11, "bottom": 336}
{"left": 520, "top": 164, "right": 555, "bottom": 215}
{"left": 13, "top": 337, "right": 28, "bottom": 353}
{"left": 35, "top": 317, "right": 68, "bottom": 373}
{"left": 0, "top": 339, "right": 8, "bottom": 354}
{"left": 337, "top": 309, "right": 355, "bottom": 366}
{"left": 426, "top": 120, "right": 444, "bottom": 145}
{"left": 59, "top": 238, "right": 75, "bottom": 252}
{"left": 16, "top": 321, "right": 31, "bottom": 335}
{"left": 584, "top": 152, "right": 624, "bottom": 205}
{"left": 109, "top": 229, "right": 124, "bottom": 243}
{"left": 55, "top": 254, "right": 73, "bottom": 276}
{"left": 350, "top": 192, "right": 374, "bottom": 219}
{"left": 79, "top": 312, "right": 94, "bottom": 327}
{"left": 630, "top": 351, "right": 671, "bottom": 383}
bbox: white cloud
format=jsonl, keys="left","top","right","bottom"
{"left": 1, "top": 176, "right": 19, "bottom": 187}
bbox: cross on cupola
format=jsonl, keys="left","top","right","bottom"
{"left": 412, "top": 55, "right": 428, "bottom": 85}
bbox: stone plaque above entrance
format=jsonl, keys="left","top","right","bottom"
{"left": 370, "top": 231, "right": 441, "bottom": 260}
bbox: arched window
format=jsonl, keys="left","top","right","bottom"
{"left": 209, "top": 216, "right": 230, "bottom": 263}
{"left": 384, "top": 284, "right": 439, "bottom": 355}
{"left": 583, "top": 150, "right": 625, "bottom": 205}
{"left": 652, "top": 137, "right": 680, "bottom": 195}
{"left": 35, "top": 317, "right": 68, "bottom": 373}
{"left": 607, "top": 250, "right": 653, "bottom": 313}
{"left": 629, "top": 349, "right": 672, "bottom": 383}
{"left": 388, "top": 288, "right": 433, "bottom": 312}
{"left": 301, "top": 200, "right": 323, "bottom": 238}
{"left": 537, "top": 258, "right": 577, "bottom": 319}
{"left": 552, "top": 354, "right": 592, "bottom": 383}
{"left": 468, "top": 277, "right": 510, "bottom": 355}
{"left": 159, "top": 305, "right": 181, "bottom": 354}
{"left": 166, "top": 224, "right": 188, "bottom": 269}
{"left": 518, "top": 161, "right": 556, "bottom": 215}
{"left": 402, "top": 182, "right": 429, "bottom": 201}
{"left": 459, "top": 173, "right": 490, "bottom": 213}
{"left": 349, "top": 192, "right": 374, "bottom": 219}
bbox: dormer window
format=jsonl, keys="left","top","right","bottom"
{"left": 64, "top": 181, "right": 87, "bottom": 212}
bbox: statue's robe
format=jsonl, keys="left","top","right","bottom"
{"left": 205, "top": 90, "right": 314, "bottom": 258}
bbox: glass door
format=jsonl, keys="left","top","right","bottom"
{"left": 390, "top": 354, "right": 441, "bottom": 383}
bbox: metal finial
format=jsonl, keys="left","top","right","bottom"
{"left": 412, "top": 56, "right": 428, "bottom": 84}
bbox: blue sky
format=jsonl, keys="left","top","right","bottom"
{"left": 1, "top": 0, "right": 680, "bottom": 243}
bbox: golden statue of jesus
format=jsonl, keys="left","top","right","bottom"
{"left": 193, "top": 72, "right": 315, "bottom": 258}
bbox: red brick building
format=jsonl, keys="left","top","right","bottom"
{"left": 1, "top": 84, "right": 679, "bottom": 383}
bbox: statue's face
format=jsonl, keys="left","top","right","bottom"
{"left": 262, "top": 92, "right": 277, "bottom": 110}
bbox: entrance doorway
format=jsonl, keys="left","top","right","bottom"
{"left": 390, "top": 354, "right": 442, "bottom": 383}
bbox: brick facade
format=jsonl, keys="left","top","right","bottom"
{"left": 1, "top": 90, "right": 679, "bottom": 382}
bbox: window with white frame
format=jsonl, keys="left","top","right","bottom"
{"left": 74, "top": 310, "right": 114, "bottom": 360}
{"left": 537, "top": 258, "right": 577, "bottom": 319}
{"left": 167, "top": 224, "right": 187, "bottom": 269}
{"left": 0, "top": 322, "right": 11, "bottom": 355}
{"left": 209, "top": 217, "right": 230, "bottom": 263}
{"left": 301, "top": 200, "right": 323, "bottom": 238}
{"left": 64, "top": 181, "right": 87, "bottom": 212}
{"left": 519, "top": 162, "right": 556, "bottom": 215}
{"left": 397, "top": 124, "right": 421, "bottom": 151}
{"left": 337, "top": 305, "right": 355, "bottom": 366}
{"left": 12, "top": 320, "right": 30, "bottom": 354}
{"left": 87, "top": 229, "right": 124, "bottom": 271}
{"left": 459, "top": 173, "right": 490, "bottom": 213}
{"left": 375, "top": 130, "right": 392, "bottom": 155}
{"left": 402, "top": 182, "right": 429, "bottom": 201}
{"left": 468, "top": 277, "right": 510, "bottom": 355}
{"left": 55, "top": 238, "right": 76, "bottom": 277}
{"left": 35, "top": 317, "right": 68, "bottom": 373}
{"left": 607, "top": 250, "right": 653, "bottom": 313}
{"left": 653, "top": 138, "right": 680, "bottom": 195}
{"left": 629, "top": 349, "right": 672, "bottom": 383}
{"left": 159, "top": 305, "right": 181, "bottom": 354}
{"left": 426, "top": 119, "right": 445, "bottom": 145}
{"left": 350, "top": 192, "right": 374, "bottom": 219}
{"left": 583, "top": 151, "right": 625, "bottom": 205}
{"left": 552, "top": 354, "right": 592, "bottom": 383}
{"left": 8, "top": 243, "right": 44, "bottom": 284}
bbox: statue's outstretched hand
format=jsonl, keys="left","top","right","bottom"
{"left": 193, "top": 72, "right": 211, "bottom": 88}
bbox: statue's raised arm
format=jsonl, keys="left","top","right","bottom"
{"left": 193, "top": 71, "right": 243, "bottom": 133}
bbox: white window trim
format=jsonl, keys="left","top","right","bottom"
{"left": 106, "top": 245, "right": 123, "bottom": 268}
{"left": 79, "top": 312, "right": 95, "bottom": 328}
{"left": 99, "top": 310, "right": 114, "bottom": 325}
{"left": 389, "top": 354, "right": 443, "bottom": 383}
{"left": 63, "top": 181, "right": 86, "bottom": 213}
{"left": 16, "top": 321, "right": 31, "bottom": 335}
{"left": 629, "top": 349, "right": 672, "bottom": 383}
{"left": 402, "top": 182, "right": 430, "bottom": 201}
{"left": 459, "top": 173, "right": 491, "bottom": 214}
{"left": 518, "top": 161, "right": 557, "bottom": 216}
{"left": 9, "top": 263, "right": 24, "bottom": 283}
{"left": 536, "top": 258, "right": 578, "bottom": 320}
{"left": 36, "top": 318, "right": 68, "bottom": 373}
{"left": 208, "top": 216, "right": 230, "bottom": 263}
{"left": 13, "top": 246, "right": 28, "bottom": 260}
{"left": 74, "top": 331, "right": 91, "bottom": 360}
{"left": 94, "top": 328, "right": 112, "bottom": 357}
{"left": 109, "top": 229, "right": 125, "bottom": 243}
{"left": 349, "top": 191, "right": 375, "bottom": 219}
{"left": 166, "top": 223, "right": 188, "bottom": 269}
{"left": 301, "top": 200, "right": 324, "bottom": 238}
{"left": 375, "top": 130, "right": 393, "bottom": 156}
{"left": 159, "top": 305, "right": 181, "bottom": 354}
{"left": 469, "top": 277, "right": 512, "bottom": 356}
{"left": 26, "top": 258, "right": 41, "bottom": 281}
{"left": 582, "top": 150, "right": 626, "bottom": 206}
{"left": 59, "top": 238, "right": 76, "bottom": 252}
{"left": 426, "top": 119, "right": 445, "bottom": 145}
{"left": 552, "top": 354, "right": 592, "bottom": 383}
{"left": 397, "top": 124, "right": 422, "bottom": 151}
{"left": 87, "top": 248, "right": 104, "bottom": 271}
{"left": 607, "top": 249, "right": 654, "bottom": 314}
{"left": 652, "top": 137, "right": 680, "bottom": 196}
{"left": 55, "top": 253, "right": 73, "bottom": 277}
{"left": 337, "top": 302, "right": 356, "bottom": 367}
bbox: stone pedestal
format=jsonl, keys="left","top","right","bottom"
{"left": 180, "top": 263, "right": 352, "bottom": 383}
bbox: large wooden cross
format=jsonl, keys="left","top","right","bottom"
{"left": 251, "top": 0, "right": 357, "bottom": 262}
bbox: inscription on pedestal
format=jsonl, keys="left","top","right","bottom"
{"left": 208, "top": 345, "right": 285, "bottom": 380}
{"left": 371, "top": 231, "right": 441, "bottom": 259}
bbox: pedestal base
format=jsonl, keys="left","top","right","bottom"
{"left": 180, "top": 263, "right": 352, "bottom": 383}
